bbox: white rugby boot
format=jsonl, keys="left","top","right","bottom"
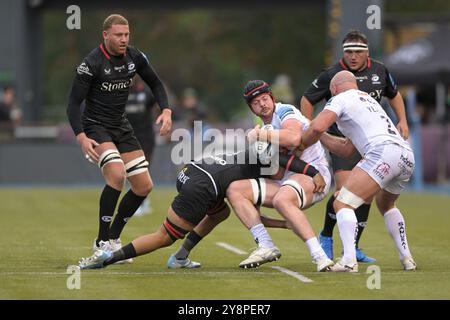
{"left": 239, "top": 246, "right": 281, "bottom": 269}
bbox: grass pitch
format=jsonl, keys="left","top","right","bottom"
{"left": 0, "top": 187, "right": 449, "bottom": 300}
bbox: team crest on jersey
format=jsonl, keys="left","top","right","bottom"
{"left": 77, "top": 62, "right": 92, "bottom": 76}
{"left": 128, "top": 63, "right": 136, "bottom": 73}
{"left": 371, "top": 74, "right": 381, "bottom": 84}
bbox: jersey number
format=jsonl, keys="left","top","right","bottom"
{"left": 380, "top": 115, "right": 397, "bottom": 135}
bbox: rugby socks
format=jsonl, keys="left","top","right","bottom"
{"left": 104, "top": 243, "right": 137, "bottom": 266}
{"left": 97, "top": 184, "right": 121, "bottom": 245}
{"left": 384, "top": 208, "right": 412, "bottom": 259}
{"left": 336, "top": 208, "right": 358, "bottom": 261}
{"left": 321, "top": 194, "right": 337, "bottom": 237}
{"left": 355, "top": 203, "right": 371, "bottom": 248}
{"left": 306, "top": 237, "right": 324, "bottom": 258}
{"left": 250, "top": 223, "right": 274, "bottom": 248}
{"left": 175, "top": 231, "right": 203, "bottom": 260}
{"left": 109, "top": 189, "right": 147, "bottom": 240}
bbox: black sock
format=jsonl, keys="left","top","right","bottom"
{"left": 105, "top": 243, "right": 137, "bottom": 266}
{"left": 355, "top": 203, "right": 371, "bottom": 248}
{"left": 109, "top": 189, "right": 147, "bottom": 240}
{"left": 175, "top": 231, "right": 203, "bottom": 260}
{"left": 97, "top": 185, "right": 121, "bottom": 245}
{"left": 321, "top": 194, "right": 337, "bottom": 237}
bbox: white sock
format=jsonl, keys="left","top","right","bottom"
{"left": 250, "top": 223, "right": 274, "bottom": 248}
{"left": 306, "top": 237, "right": 324, "bottom": 258}
{"left": 384, "top": 207, "right": 412, "bottom": 259}
{"left": 336, "top": 208, "right": 358, "bottom": 261}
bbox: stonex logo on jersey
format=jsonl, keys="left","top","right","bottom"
{"left": 101, "top": 78, "right": 133, "bottom": 92}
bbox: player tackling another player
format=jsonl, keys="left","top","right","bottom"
{"left": 301, "top": 70, "right": 417, "bottom": 272}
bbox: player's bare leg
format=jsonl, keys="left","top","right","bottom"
{"left": 79, "top": 207, "right": 195, "bottom": 269}
{"left": 272, "top": 174, "right": 333, "bottom": 271}
{"left": 168, "top": 203, "right": 231, "bottom": 269}
{"left": 226, "top": 179, "right": 282, "bottom": 268}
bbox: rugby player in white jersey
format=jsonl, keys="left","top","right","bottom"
{"left": 228, "top": 80, "right": 334, "bottom": 271}
{"left": 301, "top": 71, "right": 417, "bottom": 272}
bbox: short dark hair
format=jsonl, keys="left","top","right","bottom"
{"left": 103, "top": 14, "right": 128, "bottom": 31}
{"left": 342, "top": 30, "right": 368, "bottom": 45}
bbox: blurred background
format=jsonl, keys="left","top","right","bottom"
{"left": 0, "top": 0, "right": 449, "bottom": 192}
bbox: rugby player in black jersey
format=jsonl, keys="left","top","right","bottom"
{"left": 299, "top": 30, "right": 409, "bottom": 263}
{"left": 67, "top": 14, "right": 172, "bottom": 261}
{"left": 77, "top": 142, "right": 328, "bottom": 269}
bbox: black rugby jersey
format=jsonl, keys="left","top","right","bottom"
{"left": 67, "top": 43, "right": 169, "bottom": 135}
{"left": 191, "top": 151, "right": 312, "bottom": 199}
{"left": 304, "top": 58, "right": 397, "bottom": 104}
{"left": 303, "top": 58, "right": 398, "bottom": 136}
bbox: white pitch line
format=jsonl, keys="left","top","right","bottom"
{"left": 215, "top": 242, "right": 313, "bottom": 283}
{"left": 271, "top": 266, "right": 313, "bottom": 283}
{"left": 215, "top": 242, "right": 248, "bottom": 255}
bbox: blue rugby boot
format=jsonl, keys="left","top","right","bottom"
{"left": 319, "top": 233, "right": 334, "bottom": 260}
{"left": 167, "top": 254, "right": 201, "bottom": 269}
{"left": 355, "top": 248, "right": 376, "bottom": 263}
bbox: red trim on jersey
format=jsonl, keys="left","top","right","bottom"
{"left": 339, "top": 59, "right": 348, "bottom": 70}
{"left": 367, "top": 57, "right": 372, "bottom": 68}
{"left": 99, "top": 43, "right": 111, "bottom": 60}
{"left": 285, "top": 154, "right": 295, "bottom": 172}
{"left": 163, "top": 220, "right": 183, "bottom": 239}
{"left": 303, "top": 164, "right": 311, "bottom": 175}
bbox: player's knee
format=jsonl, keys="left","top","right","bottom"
{"left": 278, "top": 180, "right": 307, "bottom": 209}
{"left": 133, "top": 179, "right": 153, "bottom": 196}
{"left": 226, "top": 181, "right": 244, "bottom": 200}
{"left": 161, "top": 218, "right": 189, "bottom": 244}
{"left": 106, "top": 169, "right": 126, "bottom": 189}
{"left": 375, "top": 197, "right": 394, "bottom": 215}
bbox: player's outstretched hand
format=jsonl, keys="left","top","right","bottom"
{"left": 156, "top": 109, "right": 172, "bottom": 136}
{"left": 312, "top": 172, "right": 326, "bottom": 193}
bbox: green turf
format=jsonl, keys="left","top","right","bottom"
{"left": 0, "top": 188, "right": 449, "bottom": 299}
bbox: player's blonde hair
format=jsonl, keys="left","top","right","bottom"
{"left": 103, "top": 14, "right": 128, "bottom": 31}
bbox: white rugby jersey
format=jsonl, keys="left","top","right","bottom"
{"left": 270, "top": 102, "right": 328, "bottom": 167}
{"left": 324, "top": 89, "right": 411, "bottom": 155}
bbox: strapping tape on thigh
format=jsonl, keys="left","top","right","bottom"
{"left": 336, "top": 186, "right": 365, "bottom": 209}
{"left": 282, "top": 179, "right": 306, "bottom": 209}
{"left": 98, "top": 149, "right": 123, "bottom": 170}
{"left": 125, "top": 156, "right": 149, "bottom": 177}
{"left": 250, "top": 178, "right": 266, "bottom": 206}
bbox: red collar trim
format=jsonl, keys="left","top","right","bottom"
{"left": 99, "top": 43, "right": 111, "bottom": 60}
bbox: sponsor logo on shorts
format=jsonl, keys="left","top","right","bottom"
{"left": 373, "top": 162, "right": 390, "bottom": 180}
{"left": 400, "top": 154, "right": 414, "bottom": 168}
